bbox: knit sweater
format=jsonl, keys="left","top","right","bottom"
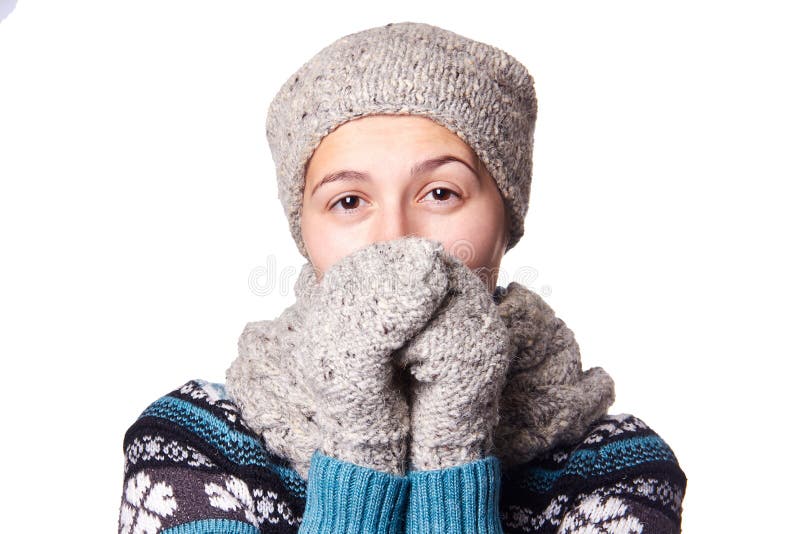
{"left": 118, "top": 379, "right": 687, "bottom": 533}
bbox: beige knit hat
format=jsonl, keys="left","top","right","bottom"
{"left": 266, "top": 21, "right": 538, "bottom": 260}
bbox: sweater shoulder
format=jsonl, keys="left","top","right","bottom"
{"left": 500, "top": 413, "right": 687, "bottom": 532}
{"left": 121, "top": 379, "right": 307, "bottom": 499}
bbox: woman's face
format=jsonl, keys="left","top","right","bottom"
{"left": 301, "top": 114, "right": 509, "bottom": 291}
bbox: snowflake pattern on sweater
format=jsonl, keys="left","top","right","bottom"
{"left": 118, "top": 380, "right": 687, "bottom": 533}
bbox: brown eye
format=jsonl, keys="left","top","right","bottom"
{"left": 332, "top": 195, "right": 362, "bottom": 212}
{"left": 422, "top": 187, "right": 461, "bottom": 204}
{"left": 434, "top": 188, "right": 452, "bottom": 200}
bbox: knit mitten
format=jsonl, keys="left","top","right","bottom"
{"left": 395, "top": 251, "right": 512, "bottom": 471}
{"left": 295, "top": 236, "right": 451, "bottom": 475}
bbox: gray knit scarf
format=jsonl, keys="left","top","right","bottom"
{"left": 226, "top": 260, "right": 615, "bottom": 480}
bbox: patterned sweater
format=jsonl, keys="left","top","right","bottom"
{"left": 118, "top": 380, "right": 687, "bottom": 534}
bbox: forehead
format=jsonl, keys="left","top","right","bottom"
{"left": 314, "top": 114, "right": 478, "bottom": 161}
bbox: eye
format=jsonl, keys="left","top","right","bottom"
{"left": 421, "top": 187, "right": 462, "bottom": 204}
{"left": 330, "top": 194, "right": 365, "bottom": 213}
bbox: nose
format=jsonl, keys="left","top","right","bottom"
{"left": 371, "top": 206, "right": 416, "bottom": 243}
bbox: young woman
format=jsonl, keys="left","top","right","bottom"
{"left": 118, "top": 21, "right": 686, "bottom": 534}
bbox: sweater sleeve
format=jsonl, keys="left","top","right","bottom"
{"left": 498, "top": 414, "right": 687, "bottom": 534}
{"left": 119, "top": 465, "right": 266, "bottom": 534}
{"left": 405, "top": 456, "right": 504, "bottom": 534}
{"left": 118, "top": 380, "right": 307, "bottom": 533}
{"left": 297, "top": 450, "right": 410, "bottom": 534}
{"left": 557, "top": 490, "right": 681, "bottom": 534}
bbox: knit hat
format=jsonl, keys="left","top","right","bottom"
{"left": 266, "top": 21, "right": 538, "bottom": 260}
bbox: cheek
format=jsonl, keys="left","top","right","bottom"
{"left": 301, "top": 211, "right": 369, "bottom": 275}
{"left": 431, "top": 215, "right": 505, "bottom": 273}
{"left": 301, "top": 215, "right": 335, "bottom": 274}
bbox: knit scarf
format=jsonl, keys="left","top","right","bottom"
{"left": 225, "top": 261, "right": 615, "bottom": 480}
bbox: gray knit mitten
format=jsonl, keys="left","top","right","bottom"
{"left": 395, "top": 253, "right": 512, "bottom": 471}
{"left": 296, "top": 236, "right": 451, "bottom": 475}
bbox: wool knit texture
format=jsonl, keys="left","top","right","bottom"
{"left": 265, "top": 21, "right": 537, "bottom": 260}
{"left": 406, "top": 456, "right": 504, "bottom": 533}
{"left": 228, "top": 237, "right": 450, "bottom": 476}
{"left": 392, "top": 243, "right": 512, "bottom": 471}
{"left": 225, "top": 236, "right": 616, "bottom": 480}
{"left": 297, "top": 450, "right": 411, "bottom": 533}
{"left": 119, "top": 380, "right": 687, "bottom": 533}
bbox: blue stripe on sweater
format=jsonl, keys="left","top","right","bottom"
{"left": 521, "top": 435, "right": 678, "bottom": 493}
{"left": 139, "top": 395, "right": 307, "bottom": 496}
{"left": 161, "top": 519, "right": 260, "bottom": 534}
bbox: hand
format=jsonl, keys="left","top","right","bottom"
{"left": 395, "top": 250, "right": 512, "bottom": 471}
{"left": 294, "top": 236, "right": 451, "bottom": 475}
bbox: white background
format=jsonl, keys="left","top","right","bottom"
{"left": 1, "top": 1, "right": 798, "bottom": 531}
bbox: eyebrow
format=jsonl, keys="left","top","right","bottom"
{"left": 309, "top": 154, "right": 479, "bottom": 198}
